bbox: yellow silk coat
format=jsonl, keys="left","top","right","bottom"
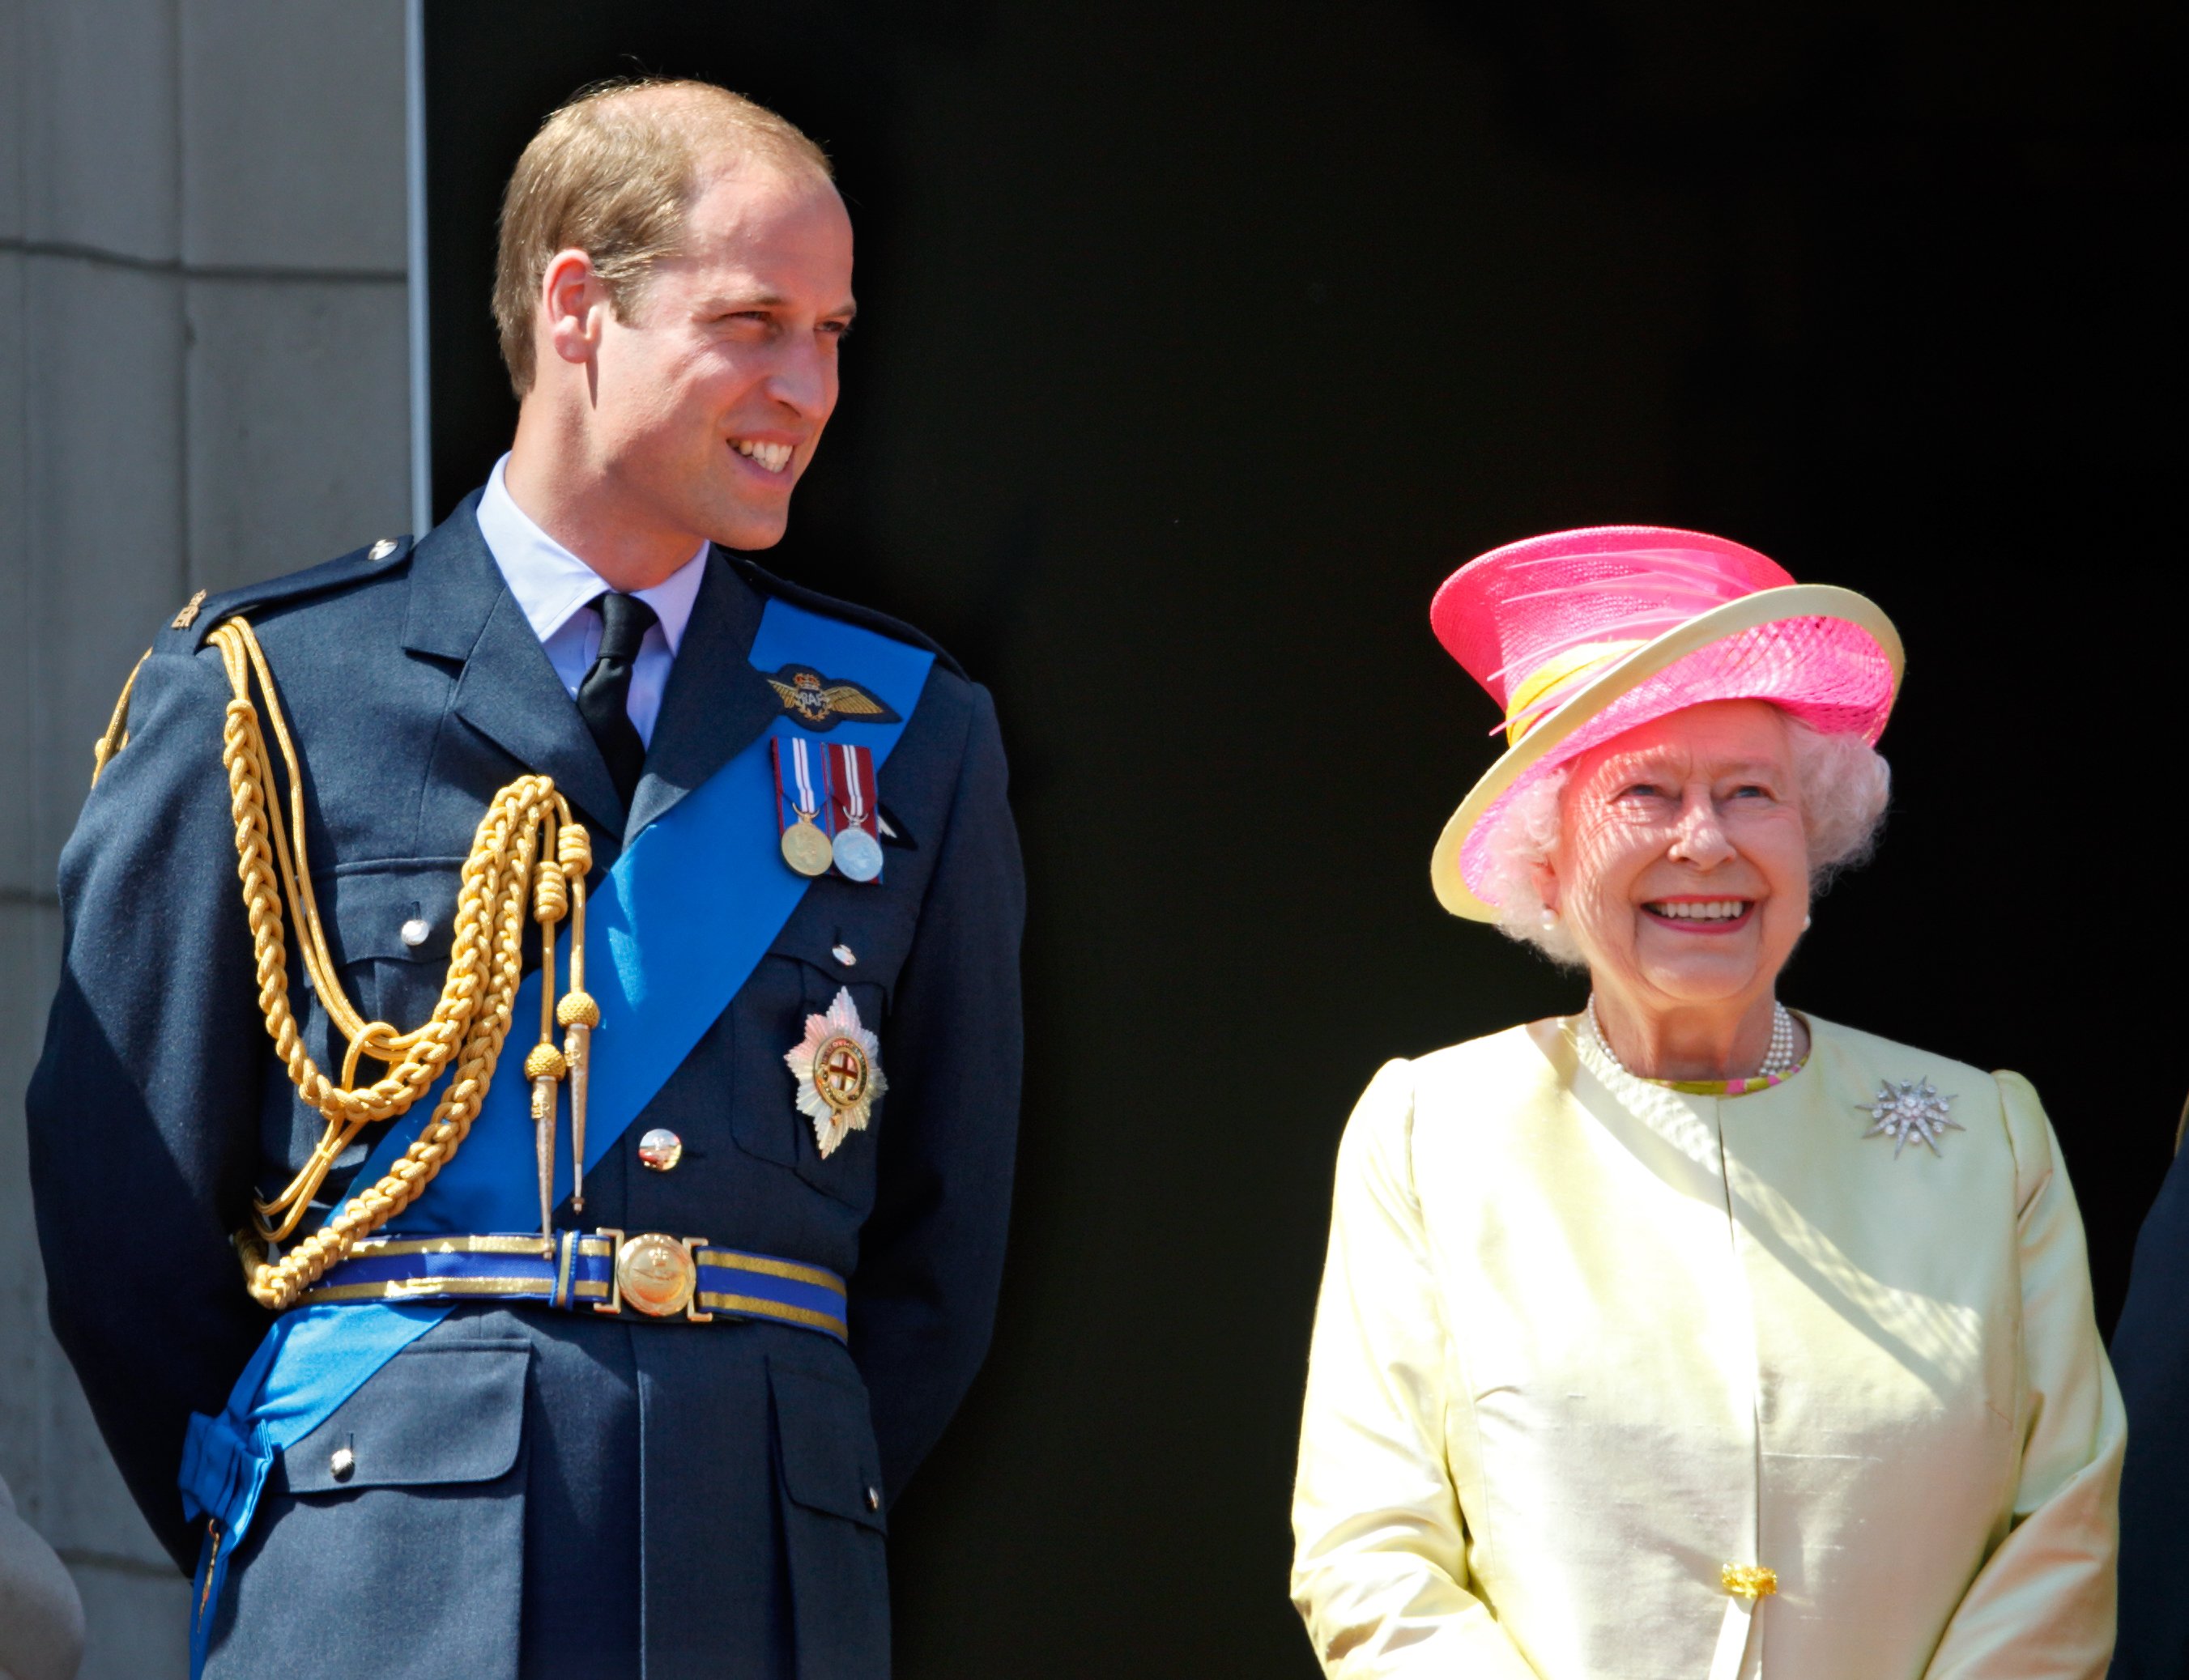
{"left": 1290, "top": 1014, "right": 2123, "bottom": 1678}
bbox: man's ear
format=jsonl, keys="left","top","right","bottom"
{"left": 540, "top": 248, "right": 607, "bottom": 368}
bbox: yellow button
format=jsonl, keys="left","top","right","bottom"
{"left": 1720, "top": 1563, "right": 1777, "bottom": 1600}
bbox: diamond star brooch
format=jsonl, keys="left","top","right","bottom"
{"left": 1859, "top": 1078, "right": 1962, "bottom": 1158}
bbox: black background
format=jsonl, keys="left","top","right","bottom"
{"left": 424, "top": 4, "right": 2183, "bottom": 1673}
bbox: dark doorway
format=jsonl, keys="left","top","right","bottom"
{"left": 424, "top": 4, "right": 2185, "bottom": 1673}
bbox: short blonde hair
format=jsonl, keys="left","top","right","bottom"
{"left": 492, "top": 78, "right": 833, "bottom": 396}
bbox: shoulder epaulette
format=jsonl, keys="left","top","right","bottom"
{"left": 156, "top": 534, "right": 418, "bottom": 654}
{"left": 720, "top": 550, "right": 968, "bottom": 682}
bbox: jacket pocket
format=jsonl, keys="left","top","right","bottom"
{"left": 311, "top": 857, "right": 466, "bottom": 1041}
{"left": 211, "top": 1342, "right": 528, "bottom": 1680}
{"left": 278, "top": 1339, "right": 528, "bottom": 1493}
{"left": 770, "top": 1355, "right": 889, "bottom": 1678}
{"left": 729, "top": 934, "right": 892, "bottom": 1212}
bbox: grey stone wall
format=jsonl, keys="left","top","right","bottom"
{"left": 0, "top": 3, "right": 411, "bottom": 1673}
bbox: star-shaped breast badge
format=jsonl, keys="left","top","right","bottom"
{"left": 785, "top": 988, "right": 888, "bottom": 1159}
{"left": 1859, "top": 1078, "right": 1962, "bottom": 1158}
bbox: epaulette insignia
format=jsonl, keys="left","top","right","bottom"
{"left": 172, "top": 589, "right": 208, "bottom": 629}
{"left": 764, "top": 665, "right": 904, "bottom": 732}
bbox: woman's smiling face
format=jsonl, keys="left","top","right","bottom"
{"left": 1535, "top": 700, "right": 1812, "bottom": 1018}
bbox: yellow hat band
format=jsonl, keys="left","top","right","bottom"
{"left": 1503, "top": 640, "right": 1647, "bottom": 744}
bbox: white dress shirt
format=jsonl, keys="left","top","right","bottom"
{"left": 474, "top": 453, "right": 709, "bottom": 746}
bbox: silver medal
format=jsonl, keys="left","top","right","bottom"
{"left": 833, "top": 824, "right": 884, "bottom": 883}
{"left": 828, "top": 742, "right": 884, "bottom": 883}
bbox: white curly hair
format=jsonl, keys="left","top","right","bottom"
{"left": 1474, "top": 713, "right": 1890, "bottom": 965}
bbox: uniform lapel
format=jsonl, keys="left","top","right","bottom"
{"left": 626, "top": 550, "right": 777, "bottom": 843}
{"left": 401, "top": 494, "right": 626, "bottom": 836}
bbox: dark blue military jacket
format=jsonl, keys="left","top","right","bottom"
{"left": 2110, "top": 1132, "right": 2189, "bottom": 1678}
{"left": 26, "top": 494, "right": 1024, "bottom": 1680}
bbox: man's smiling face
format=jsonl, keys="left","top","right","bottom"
{"left": 586, "top": 157, "right": 856, "bottom": 551}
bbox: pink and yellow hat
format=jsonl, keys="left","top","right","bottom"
{"left": 1429, "top": 525, "right": 1903, "bottom": 921}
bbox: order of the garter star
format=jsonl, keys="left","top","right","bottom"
{"left": 1860, "top": 1078, "right": 1963, "bottom": 1157}
{"left": 786, "top": 988, "right": 888, "bottom": 1158}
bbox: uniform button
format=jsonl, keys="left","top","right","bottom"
{"left": 330, "top": 1445, "right": 356, "bottom": 1482}
{"left": 1720, "top": 1563, "right": 1777, "bottom": 1600}
{"left": 400, "top": 917, "right": 432, "bottom": 948}
{"left": 637, "top": 1128, "right": 684, "bottom": 1172}
{"left": 832, "top": 943, "right": 857, "bottom": 966}
{"left": 865, "top": 1486, "right": 881, "bottom": 1512}
{"left": 369, "top": 538, "right": 398, "bottom": 560}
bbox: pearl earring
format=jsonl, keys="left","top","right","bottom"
{"left": 1540, "top": 909, "right": 1561, "bottom": 930}
{"left": 1802, "top": 914, "right": 1812, "bottom": 931}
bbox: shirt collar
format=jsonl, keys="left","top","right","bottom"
{"left": 475, "top": 453, "right": 709, "bottom": 653}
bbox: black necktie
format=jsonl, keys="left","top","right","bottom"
{"left": 575, "top": 592, "right": 658, "bottom": 808}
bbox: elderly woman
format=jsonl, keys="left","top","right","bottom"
{"left": 1290, "top": 528, "right": 2123, "bottom": 1679}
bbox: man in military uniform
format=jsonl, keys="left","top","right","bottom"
{"left": 28, "top": 79, "right": 1022, "bottom": 1679}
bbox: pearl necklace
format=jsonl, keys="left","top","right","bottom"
{"left": 1586, "top": 995, "right": 1799, "bottom": 1082}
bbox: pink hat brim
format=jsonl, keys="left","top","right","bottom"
{"left": 1432, "top": 585, "right": 1903, "bottom": 921}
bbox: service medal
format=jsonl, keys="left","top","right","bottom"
{"left": 785, "top": 987, "right": 888, "bottom": 1159}
{"left": 828, "top": 742, "right": 885, "bottom": 883}
{"left": 781, "top": 819, "right": 834, "bottom": 877}
{"left": 832, "top": 826, "right": 884, "bottom": 882}
{"left": 773, "top": 736, "right": 835, "bottom": 878}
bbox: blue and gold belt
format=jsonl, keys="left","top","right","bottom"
{"left": 302, "top": 1231, "right": 848, "bottom": 1342}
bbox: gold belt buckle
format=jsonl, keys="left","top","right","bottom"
{"left": 593, "top": 1229, "right": 714, "bottom": 1322}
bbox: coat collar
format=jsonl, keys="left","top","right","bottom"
{"left": 402, "top": 500, "right": 781, "bottom": 846}
{"left": 401, "top": 491, "right": 625, "bottom": 836}
{"left": 625, "top": 547, "right": 777, "bottom": 841}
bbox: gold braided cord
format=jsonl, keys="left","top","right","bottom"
{"left": 207, "top": 616, "right": 590, "bottom": 1309}
{"left": 90, "top": 650, "right": 151, "bottom": 788}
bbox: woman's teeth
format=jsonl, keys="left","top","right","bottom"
{"left": 733, "top": 439, "right": 794, "bottom": 473}
{"left": 1648, "top": 900, "right": 1748, "bottom": 921}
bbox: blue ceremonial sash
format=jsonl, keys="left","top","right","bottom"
{"left": 179, "top": 598, "right": 933, "bottom": 1674}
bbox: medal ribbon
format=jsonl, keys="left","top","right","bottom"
{"left": 791, "top": 737, "right": 820, "bottom": 819}
{"left": 832, "top": 743, "right": 875, "bottom": 836}
{"left": 773, "top": 734, "right": 833, "bottom": 838}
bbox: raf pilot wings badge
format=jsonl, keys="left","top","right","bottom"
{"left": 765, "top": 665, "right": 904, "bottom": 732}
